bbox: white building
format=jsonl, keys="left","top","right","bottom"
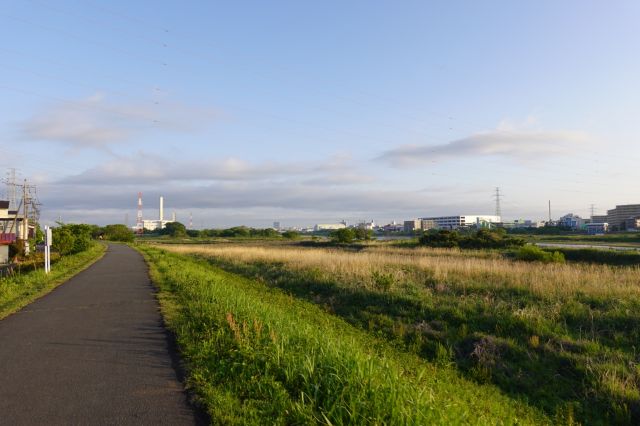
{"left": 137, "top": 196, "right": 176, "bottom": 231}
{"left": 559, "top": 213, "right": 587, "bottom": 230}
{"left": 420, "top": 215, "right": 501, "bottom": 229}
{"left": 314, "top": 221, "right": 347, "bottom": 232}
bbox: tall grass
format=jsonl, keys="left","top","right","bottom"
{"left": 157, "top": 243, "right": 640, "bottom": 424}
{"left": 159, "top": 244, "right": 640, "bottom": 299}
{"left": 139, "top": 245, "right": 548, "bottom": 425}
{"left": 0, "top": 242, "right": 106, "bottom": 319}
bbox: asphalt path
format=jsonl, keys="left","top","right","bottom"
{"left": 0, "top": 244, "right": 205, "bottom": 425}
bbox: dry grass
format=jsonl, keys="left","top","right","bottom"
{"left": 157, "top": 243, "right": 640, "bottom": 299}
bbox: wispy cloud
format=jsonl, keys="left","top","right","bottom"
{"left": 377, "top": 125, "right": 590, "bottom": 167}
{"left": 20, "top": 93, "right": 217, "bottom": 150}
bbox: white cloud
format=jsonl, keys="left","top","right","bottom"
{"left": 21, "top": 93, "right": 217, "bottom": 150}
{"left": 377, "top": 125, "right": 590, "bottom": 167}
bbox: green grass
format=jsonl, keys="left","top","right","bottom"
{"left": 185, "top": 246, "right": 640, "bottom": 425}
{"left": 0, "top": 242, "right": 106, "bottom": 320}
{"left": 138, "top": 245, "right": 549, "bottom": 425}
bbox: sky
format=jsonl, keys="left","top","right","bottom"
{"left": 1, "top": 0, "right": 639, "bottom": 228}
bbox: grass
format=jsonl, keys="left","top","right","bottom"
{"left": 0, "top": 243, "right": 106, "bottom": 320}
{"left": 138, "top": 244, "right": 549, "bottom": 425}
{"left": 158, "top": 243, "right": 640, "bottom": 425}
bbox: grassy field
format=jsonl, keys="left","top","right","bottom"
{"left": 154, "top": 242, "right": 640, "bottom": 425}
{"left": 138, "top": 244, "right": 550, "bottom": 425}
{"left": 0, "top": 242, "right": 106, "bottom": 320}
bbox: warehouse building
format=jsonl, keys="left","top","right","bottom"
{"left": 606, "top": 204, "right": 640, "bottom": 230}
{"left": 419, "top": 215, "right": 501, "bottom": 230}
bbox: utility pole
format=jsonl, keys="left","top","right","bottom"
{"left": 493, "top": 187, "right": 502, "bottom": 219}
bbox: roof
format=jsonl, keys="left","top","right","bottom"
{"left": 0, "top": 201, "right": 9, "bottom": 210}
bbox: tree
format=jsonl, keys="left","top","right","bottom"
{"left": 354, "top": 228, "right": 374, "bottom": 241}
{"left": 103, "top": 224, "right": 134, "bottom": 242}
{"left": 330, "top": 228, "right": 356, "bottom": 244}
{"left": 282, "top": 230, "right": 301, "bottom": 240}
{"left": 162, "top": 222, "right": 187, "bottom": 237}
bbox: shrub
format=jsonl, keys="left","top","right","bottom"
{"left": 419, "top": 230, "right": 460, "bottom": 248}
{"left": 103, "top": 224, "right": 134, "bottom": 242}
{"left": 330, "top": 228, "right": 356, "bottom": 244}
{"left": 516, "top": 245, "right": 565, "bottom": 263}
{"left": 282, "top": 230, "right": 301, "bottom": 240}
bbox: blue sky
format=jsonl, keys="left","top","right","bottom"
{"left": 1, "top": 1, "right": 639, "bottom": 227}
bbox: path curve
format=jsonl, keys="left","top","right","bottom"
{"left": 0, "top": 244, "right": 204, "bottom": 425}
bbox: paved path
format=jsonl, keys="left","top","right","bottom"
{"left": 0, "top": 244, "right": 204, "bottom": 425}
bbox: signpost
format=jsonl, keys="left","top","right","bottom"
{"left": 44, "top": 226, "right": 52, "bottom": 274}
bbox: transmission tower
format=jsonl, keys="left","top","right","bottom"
{"left": 136, "top": 192, "right": 143, "bottom": 234}
{"left": 189, "top": 212, "right": 193, "bottom": 229}
{"left": 493, "top": 187, "right": 502, "bottom": 219}
{"left": 589, "top": 204, "right": 596, "bottom": 218}
{"left": 5, "top": 168, "right": 17, "bottom": 210}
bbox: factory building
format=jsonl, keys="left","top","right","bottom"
{"left": 138, "top": 196, "right": 176, "bottom": 231}
{"left": 314, "top": 221, "right": 347, "bottom": 232}
{"left": 606, "top": 204, "right": 640, "bottom": 230}
{"left": 420, "top": 215, "right": 501, "bottom": 230}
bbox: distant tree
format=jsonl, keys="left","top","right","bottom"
{"left": 186, "top": 229, "right": 201, "bottom": 238}
{"left": 354, "top": 228, "right": 374, "bottom": 241}
{"left": 330, "top": 228, "right": 356, "bottom": 244}
{"left": 103, "top": 224, "right": 134, "bottom": 242}
{"left": 419, "top": 230, "right": 460, "bottom": 248}
{"left": 282, "top": 230, "right": 301, "bottom": 240}
{"left": 162, "top": 222, "right": 187, "bottom": 238}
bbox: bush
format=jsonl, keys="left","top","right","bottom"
{"left": 420, "top": 229, "right": 525, "bottom": 250}
{"left": 282, "top": 230, "right": 301, "bottom": 240}
{"left": 516, "top": 245, "right": 565, "bottom": 263}
{"left": 103, "top": 224, "right": 134, "bottom": 242}
{"left": 330, "top": 228, "right": 356, "bottom": 244}
{"left": 51, "top": 224, "right": 94, "bottom": 256}
{"left": 161, "top": 222, "right": 187, "bottom": 238}
{"left": 419, "top": 230, "right": 460, "bottom": 248}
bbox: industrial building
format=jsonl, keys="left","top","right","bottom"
{"left": 558, "top": 213, "right": 587, "bottom": 230}
{"left": 403, "top": 219, "right": 436, "bottom": 233}
{"left": 136, "top": 196, "right": 176, "bottom": 232}
{"left": 314, "top": 221, "right": 347, "bottom": 232}
{"left": 419, "top": 215, "right": 501, "bottom": 230}
{"left": 606, "top": 204, "right": 640, "bottom": 231}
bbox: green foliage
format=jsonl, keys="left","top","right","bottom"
{"left": 550, "top": 248, "right": 640, "bottom": 266}
{"left": 419, "top": 229, "right": 460, "bottom": 248}
{"left": 103, "top": 224, "right": 134, "bottom": 242}
{"left": 281, "top": 230, "right": 300, "bottom": 240}
{"left": 420, "top": 229, "right": 526, "bottom": 249}
{"left": 516, "top": 245, "right": 566, "bottom": 263}
{"left": 329, "top": 228, "right": 356, "bottom": 244}
{"left": 354, "top": 227, "right": 374, "bottom": 241}
{"left": 186, "top": 229, "right": 201, "bottom": 238}
{"left": 138, "top": 246, "right": 548, "bottom": 425}
{"left": 199, "top": 246, "right": 640, "bottom": 424}
{"left": 161, "top": 221, "right": 187, "bottom": 238}
{"left": 51, "top": 224, "right": 93, "bottom": 256}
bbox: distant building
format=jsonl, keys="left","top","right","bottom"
{"left": 607, "top": 205, "right": 640, "bottom": 230}
{"left": 273, "top": 221, "right": 281, "bottom": 230}
{"left": 591, "top": 215, "right": 608, "bottom": 224}
{"left": 136, "top": 196, "right": 176, "bottom": 232}
{"left": 356, "top": 220, "right": 376, "bottom": 230}
{"left": 559, "top": 213, "right": 587, "bottom": 230}
{"left": 314, "top": 221, "right": 347, "bottom": 232}
{"left": 585, "top": 222, "right": 608, "bottom": 235}
{"left": 403, "top": 220, "right": 422, "bottom": 233}
{"left": 382, "top": 221, "right": 403, "bottom": 232}
{"left": 624, "top": 216, "right": 640, "bottom": 231}
{"left": 499, "top": 219, "right": 544, "bottom": 229}
{"left": 420, "top": 215, "right": 501, "bottom": 230}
